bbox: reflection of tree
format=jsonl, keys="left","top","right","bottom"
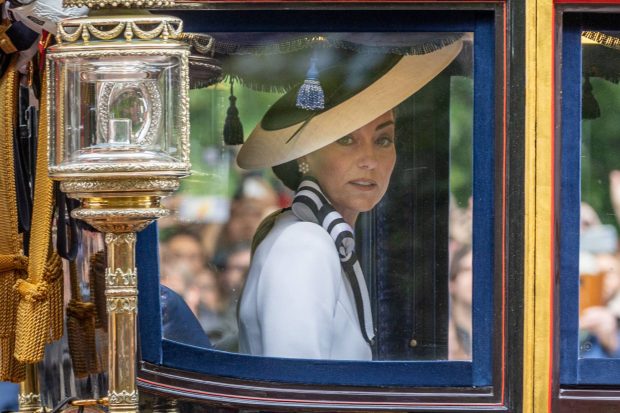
{"left": 582, "top": 77, "right": 620, "bottom": 230}
{"left": 450, "top": 77, "right": 474, "bottom": 208}
{"left": 110, "top": 88, "right": 147, "bottom": 136}
{"left": 183, "top": 84, "right": 282, "bottom": 197}
{"left": 579, "top": 42, "right": 620, "bottom": 230}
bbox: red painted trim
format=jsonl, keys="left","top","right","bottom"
{"left": 555, "top": 0, "right": 620, "bottom": 3}
{"left": 500, "top": 2, "right": 507, "bottom": 405}
{"left": 549, "top": 8, "right": 557, "bottom": 413}
{"left": 138, "top": 377, "right": 505, "bottom": 407}
{"left": 179, "top": 0, "right": 506, "bottom": 3}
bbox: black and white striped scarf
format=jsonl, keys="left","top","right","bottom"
{"left": 291, "top": 177, "right": 375, "bottom": 346}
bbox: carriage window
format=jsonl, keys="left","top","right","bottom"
{"left": 559, "top": 18, "right": 620, "bottom": 388}
{"left": 150, "top": 33, "right": 473, "bottom": 360}
{"left": 579, "top": 31, "right": 620, "bottom": 360}
{"left": 156, "top": 32, "right": 474, "bottom": 362}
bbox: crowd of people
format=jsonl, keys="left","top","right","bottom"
{"left": 445, "top": 171, "right": 620, "bottom": 360}
{"left": 448, "top": 196, "right": 473, "bottom": 360}
{"left": 160, "top": 170, "right": 477, "bottom": 359}
{"left": 159, "top": 174, "right": 284, "bottom": 351}
{"left": 577, "top": 171, "right": 620, "bottom": 358}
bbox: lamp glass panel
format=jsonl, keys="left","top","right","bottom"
{"left": 49, "top": 52, "right": 184, "bottom": 169}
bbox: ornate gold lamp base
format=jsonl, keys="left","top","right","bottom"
{"left": 70, "top": 198, "right": 168, "bottom": 413}
{"left": 74, "top": 196, "right": 169, "bottom": 233}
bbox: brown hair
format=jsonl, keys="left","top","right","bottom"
{"left": 272, "top": 160, "right": 303, "bottom": 191}
{"left": 251, "top": 209, "right": 286, "bottom": 256}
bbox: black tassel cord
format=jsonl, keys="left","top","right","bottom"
{"left": 223, "top": 82, "right": 245, "bottom": 145}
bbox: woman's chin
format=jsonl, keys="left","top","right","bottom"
{"left": 340, "top": 198, "right": 382, "bottom": 215}
{"left": 329, "top": 186, "right": 389, "bottom": 219}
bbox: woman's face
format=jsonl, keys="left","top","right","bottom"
{"left": 303, "top": 111, "right": 396, "bottom": 225}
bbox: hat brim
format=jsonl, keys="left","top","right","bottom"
{"left": 237, "top": 40, "right": 463, "bottom": 169}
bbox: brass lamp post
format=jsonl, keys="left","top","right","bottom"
{"left": 46, "top": 14, "right": 190, "bottom": 413}
{"left": 18, "top": 364, "right": 41, "bottom": 413}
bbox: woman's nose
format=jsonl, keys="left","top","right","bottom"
{"left": 357, "top": 144, "right": 378, "bottom": 170}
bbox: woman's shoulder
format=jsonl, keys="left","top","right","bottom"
{"left": 259, "top": 210, "right": 338, "bottom": 259}
{"left": 255, "top": 210, "right": 342, "bottom": 290}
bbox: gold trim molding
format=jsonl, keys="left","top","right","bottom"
{"left": 18, "top": 392, "right": 41, "bottom": 406}
{"left": 107, "top": 297, "right": 137, "bottom": 313}
{"left": 64, "top": 0, "right": 174, "bottom": 11}
{"left": 523, "top": 0, "right": 554, "bottom": 412}
{"left": 57, "top": 16, "right": 182, "bottom": 44}
{"left": 109, "top": 390, "right": 138, "bottom": 404}
{"left": 105, "top": 233, "right": 137, "bottom": 245}
{"left": 73, "top": 208, "right": 168, "bottom": 221}
{"left": 60, "top": 178, "right": 180, "bottom": 195}
{"left": 72, "top": 207, "right": 169, "bottom": 233}
{"left": 49, "top": 162, "right": 190, "bottom": 176}
{"left": 105, "top": 268, "right": 137, "bottom": 288}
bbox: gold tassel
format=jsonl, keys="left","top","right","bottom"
{"left": 13, "top": 252, "right": 61, "bottom": 363}
{"left": 0, "top": 256, "right": 27, "bottom": 381}
{"left": 0, "top": 59, "right": 26, "bottom": 382}
{"left": 13, "top": 278, "right": 51, "bottom": 363}
{"left": 14, "top": 65, "right": 60, "bottom": 363}
{"left": 89, "top": 250, "right": 107, "bottom": 331}
{"left": 45, "top": 252, "right": 64, "bottom": 342}
{"left": 66, "top": 259, "right": 100, "bottom": 377}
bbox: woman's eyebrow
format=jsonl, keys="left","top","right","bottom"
{"left": 375, "top": 120, "right": 395, "bottom": 131}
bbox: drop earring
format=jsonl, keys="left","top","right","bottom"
{"left": 298, "top": 161, "right": 310, "bottom": 175}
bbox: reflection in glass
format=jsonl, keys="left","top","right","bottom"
{"left": 50, "top": 56, "right": 181, "bottom": 168}
{"left": 159, "top": 32, "right": 474, "bottom": 361}
{"left": 579, "top": 31, "right": 620, "bottom": 358}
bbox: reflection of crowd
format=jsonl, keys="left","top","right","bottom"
{"left": 448, "top": 196, "right": 473, "bottom": 360}
{"left": 578, "top": 171, "right": 620, "bottom": 358}
{"left": 162, "top": 180, "right": 476, "bottom": 357}
{"left": 446, "top": 171, "right": 620, "bottom": 360}
{"left": 449, "top": 244, "right": 472, "bottom": 360}
{"left": 162, "top": 172, "right": 479, "bottom": 359}
{"left": 159, "top": 175, "right": 282, "bottom": 351}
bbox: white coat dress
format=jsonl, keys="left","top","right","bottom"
{"left": 238, "top": 210, "right": 372, "bottom": 360}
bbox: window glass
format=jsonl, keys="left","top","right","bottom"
{"left": 579, "top": 31, "right": 620, "bottom": 359}
{"left": 159, "top": 32, "right": 473, "bottom": 361}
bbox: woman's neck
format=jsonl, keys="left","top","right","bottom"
{"left": 309, "top": 177, "right": 358, "bottom": 227}
{"left": 340, "top": 210, "right": 359, "bottom": 228}
{"left": 322, "top": 192, "right": 358, "bottom": 227}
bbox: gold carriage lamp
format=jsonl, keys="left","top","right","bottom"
{"left": 46, "top": 14, "right": 190, "bottom": 413}
{"left": 48, "top": 15, "right": 190, "bottom": 214}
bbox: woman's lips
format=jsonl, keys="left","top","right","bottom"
{"left": 349, "top": 179, "right": 377, "bottom": 191}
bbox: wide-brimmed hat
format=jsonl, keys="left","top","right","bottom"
{"left": 237, "top": 38, "right": 463, "bottom": 169}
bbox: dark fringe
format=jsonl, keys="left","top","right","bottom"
{"left": 180, "top": 33, "right": 216, "bottom": 55}
{"left": 328, "top": 35, "right": 463, "bottom": 56}
{"left": 214, "top": 35, "right": 329, "bottom": 56}
{"left": 184, "top": 33, "right": 464, "bottom": 57}
{"left": 187, "top": 34, "right": 464, "bottom": 92}
{"left": 220, "top": 74, "right": 293, "bottom": 94}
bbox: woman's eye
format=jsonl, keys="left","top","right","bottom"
{"left": 337, "top": 135, "right": 354, "bottom": 145}
{"left": 376, "top": 135, "right": 394, "bottom": 147}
